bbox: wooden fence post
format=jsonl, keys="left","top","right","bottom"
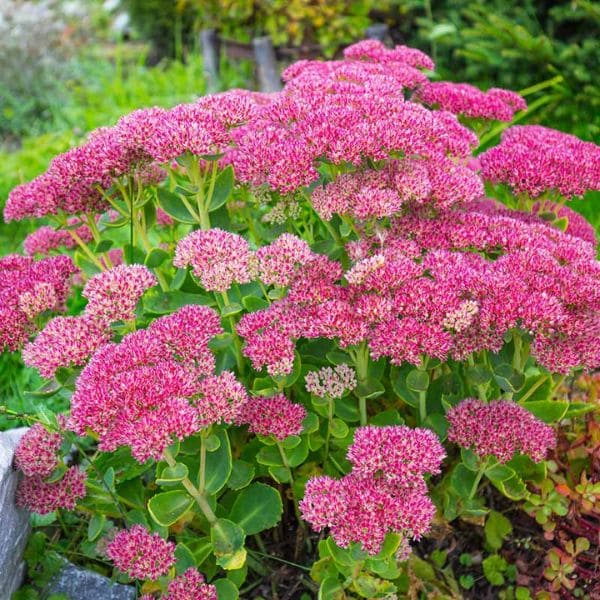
{"left": 200, "top": 28, "right": 221, "bottom": 93}
{"left": 365, "top": 23, "right": 389, "bottom": 42}
{"left": 253, "top": 36, "right": 282, "bottom": 93}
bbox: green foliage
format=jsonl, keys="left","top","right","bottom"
{"left": 411, "top": 1, "right": 600, "bottom": 140}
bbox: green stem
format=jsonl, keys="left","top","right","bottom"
{"left": 163, "top": 448, "right": 217, "bottom": 524}
{"left": 67, "top": 228, "right": 107, "bottom": 271}
{"left": 324, "top": 396, "right": 333, "bottom": 460}
{"left": 276, "top": 442, "right": 306, "bottom": 530}
{"left": 468, "top": 458, "right": 490, "bottom": 500}
{"left": 84, "top": 214, "right": 101, "bottom": 244}
{"left": 519, "top": 374, "right": 550, "bottom": 404}
{"left": 418, "top": 391, "right": 427, "bottom": 425}
{"left": 353, "top": 342, "right": 370, "bottom": 426}
{"left": 467, "top": 354, "right": 487, "bottom": 401}
{"left": 198, "top": 431, "right": 208, "bottom": 494}
{"left": 220, "top": 290, "right": 245, "bottom": 375}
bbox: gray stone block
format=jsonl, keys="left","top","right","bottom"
{"left": 47, "top": 563, "right": 136, "bottom": 600}
{"left": 0, "top": 427, "right": 30, "bottom": 600}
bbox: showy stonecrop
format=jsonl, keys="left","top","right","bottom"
{"left": 3, "top": 38, "right": 599, "bottom": 599}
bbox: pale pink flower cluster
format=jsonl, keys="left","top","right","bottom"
{"left": 447, "top": 398, "right": 556, "bottom": 463}
{"left": 106, "top": 525, "right": 175, "bottom": 580}
{"left": 196, "top": 371, "right": 249, "bottom": 428}
{"left": 24, "top": 265, "right": 156, "bottom": 378}
{"left": 14, "top": 419, "right": 65, "bottom": 477}
{"left": 23, "top": 219, "right": 93, "bottom": 256}
{"left": 414, "top": 82, "right": 526, "bottom": 121}
{"left": 305, "top": 364, "right": 357, "bottom": 399}
{"left": 300, "top": 425, "right": 445, "bottom": 555}
{"left": 311, "top": 158, "right": 483, "bottom": 221}
{"left": 17, "top": 282, "right": 59, "bottom": 320}
{"left": 480, "top": 125, "right": 600, "bottom": 198}
{"left": 22, "top": 316, "right": 112, "bottom": 378}
{"left": 174, "top": 228, "right": 255, "bottom": 292}
{"left": 82, "top": 264, "right": 157, "bottom": 322}
{"left": 163, "top": 568, "right": 217, "bottom": 600}
{"left": 68, "top": 305, "right": 225, "bottom": 462}
{"left": 0, "top": 254, "right": 75, "bottom": 351}
{"left": 16, "top": 466, "right": 87, "bottom": 514}
{"left": 256, "top": 234, "right": 313, "bottom": 287}
{"left": 237, "top": 394, "right": 306, "bottom": 441}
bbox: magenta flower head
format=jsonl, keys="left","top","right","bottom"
{"left": 195, "top": 371, "right": 248, "bottom": 428}
{"left": 256, "top": 234, "right": 313, "bottom": 287}
{"left": 447, "top": 398, "right": 556, "bottom": 463}
{"left": 479, "top": 125, "right": 600, "bottom": 198}
{"left": 300, "top": 473, "right": 436, "bottom": 556}
{"left": 164, "top": 568, "right": 217, "bottom": 600}
{"left": 16, "top": 467, "right": 87, "bottom": 514}
{"left": 69, "top": 305, "right": 224, "bottom": 463}
{"left": 106, "top": 525, "right": 175, "bottom": 580}
{"left": 174, "top": 228, "right": 256, "bottom": 292}
{"left": 343, "top": 39, "right": 435, "bottom": 70}
{"left": 301, "top": 424, "right": 444, "bottom": 555}
{"left": 347, "top": 425, "right": 446, "bottom": 485}
{"left": 83, "top": 264, "right": 157, "bottom": 324}
{"left": 414, "top": 81, "right": 526, "bottom": 121}
{"left": 0, "top": 254, "right": 76, "bottom": 351}
{"left": 14, "top": 418, "right": 66, "bottom": 477}
{"left": 23, "top": 220, "right": 93, "bottom": 256}
{"left": 238, "top": 394, "right": 306, "bottom": 441}
{"left": 305, "top": 364, "right": 357, "bottom": 399}
{"left": 22, "top": 316, "right": 111, "bottom": 378}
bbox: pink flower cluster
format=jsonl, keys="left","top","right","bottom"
{"left": 480, "top": 125, "right": 600, "bottom": 198}
{"left": 14, "top": 418, "right": 65, "bottom": 477}
{"left": 196, "top": 371, "right": 249, "bottom": 428}
{"left": 343, "top": 39, "right": 435, "bottom": 70}
{"left": 414, "top": 82, "right": 526, "bottom": 121}
{"left": 23, "top": 219, "right": 93, "bottom": 256}
{"left": 305, "top": 364, "right": 357, "bottom": 399}
{"left": 256, "top": 234, "right": 313, "bottom": 287}
{"left": 82, "top": 264, "right": 157, "bottom": 322}
{"left": 238, "top": 198, "right": 600, "bottom": 375}
{"left": 0, "top": 254, "right": 75, "bottom": 351}
{"left": 228, "top": 90, "right": 478, "bottom": 194}
{"left": 138, "top": 569, "right": 217, "bottom": 600}
{"left": 163, "top": 568, "right": 217, "bottom": 600}
{"left": 311, "top": 158, "right": 483, "bottom": 221}
{"left": 13, "top": 416, "right": 88, "bottom": 515}
{"left": 300, "top": 425, "right": 445, "bottom": 555}
{"left": 447, "top": 398, "right": 556, "bottom": 463}
{"left": 3, "top": 90, "right": 262, "bottom": 221}
{"left": 22, "top": 316, "right": 112, "bottom": 378}
{"left": 174, "top": 228, "right": 256, "bottom": 292}
{"left": 23, "top": 264, "right": 156, "bottom": 378}
{"left": 237, "top": 394, "right": 306, "bottom": 441}
{"left": 16, "top": 466, "right": 87, "bottom": 514}
{"left": 68, "top": 305, "right": 225, "bottom": 462}
{"left": 106, "top": 525, "right": 175, "bottom": 580}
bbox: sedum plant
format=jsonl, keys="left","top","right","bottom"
{"left": 2, "top": 39, "right": 600, "bottom": 599}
